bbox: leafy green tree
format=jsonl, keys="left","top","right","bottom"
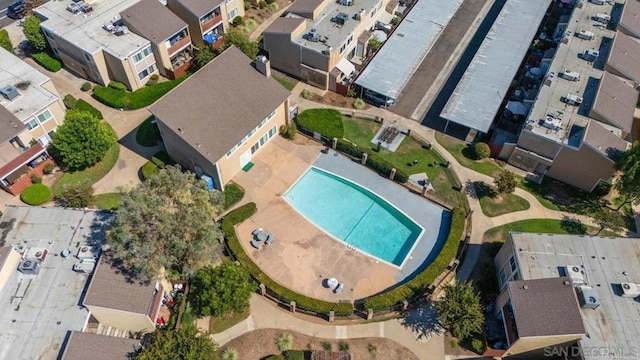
{"left": 494, "top": 170, "right": 517, "bottom": 194}
{"left": 367, "top": 37, "right": 381, "bottom": 52}
{"left": 472, "top": 142, "right": 490, "bottom": 159}
{"left": 275, "top": 333, "right": 293, "bottom": 353}
{"left": 592, "top": 208, "right": 625, "bottom": 235}
{"left": 189, "top": 262, "right": 254, "bottom": 317}
{"left": 23, "top": 16, "right": 47, "bottom": 51}
{"left": 192, "top": 46, "right": 215, "bottom": 72}
{"left": 223, "top": 29, "right": 259, "bottom": 59}
{"left": 0, "top": 29, "right": 13, "bottom": 52}
{"left": 109, "top": 166, "right": 223, "bottom": 280}
{"left": 614, "top": 141, "right": 640, "bottom": 209}
{"left": 435, "top": 282, "right": 484, "bottom": 340}
{"left": 60, "top": 179, "right": 95, "bottom": 208}
{"left": 136, "top": 324, "right": 218, "bottom": 360}
{"left": 51, "top": 110, "right": 117, "bottom": 170}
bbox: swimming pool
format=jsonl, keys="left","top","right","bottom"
{"left": 283, "top": 167, "right": 424, "bottom": 267}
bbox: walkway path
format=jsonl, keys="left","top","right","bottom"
{"left": 211, "top": 295, "right": 444, "bottom": 359}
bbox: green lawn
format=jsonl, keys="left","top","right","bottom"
{"left": 297, "top": 109, "right": 344, "bottom": 139}
{"left": 92, "top": 79, "right": 183, "bottom": 110}
{"left": 272, "top": 75, "right": 295, "bottom": 91}
{"left": 208, "top": 308, "right": 250, "bottom": 334}
{"left": 483, "top": 218, "right": 615, "bottom": 244}
{"left": 479, "top": 194, "right": 530, "bottom": 217}
{"left": 435, "top": 132, "right": 505, "bottom": 178}
{"left": 344, "top": 117, "right": 467, "bottom": 209}
{"left": 93, "top": 193, "right": 122, "bottom": 210}
{"left": 136, "top": 115, "right": 162, "bottom": 147}
{"left": 53, "top": 142, "right": 120, "bottom": 197}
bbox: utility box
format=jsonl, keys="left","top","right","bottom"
{"left": 580, "top": 48, "right": 599, "bottom": 62}
{"left": 593, "top": 13, "right": 610, "bottom": 23}
{"left": 561, "top": 69, "right": 581, "bottom": 81}
{"left": 576, "top": 29, "right": 595, "bottom": 40}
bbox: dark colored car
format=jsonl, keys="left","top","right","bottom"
{"left": 7, "top": 0, "right": 27, "bottom": 19}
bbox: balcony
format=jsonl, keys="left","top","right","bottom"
{"left": 167, "top": 35, "right": 191, "bottom": 57}
{"left": 168, "top": 49, "right": 193, "bottom": 79}
{"left": 200, "top": 12, "right": 223, "bottom": 34}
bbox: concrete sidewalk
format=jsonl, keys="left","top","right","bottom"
{"left": 211, "top": 295, "right": 444, "bottom": 360}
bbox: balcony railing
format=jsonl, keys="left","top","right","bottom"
{"left": 200, "top": 13, "right": 223, "bottom": 34}
{"left": 167, "top": 36, "right": 191, "bottom": 57}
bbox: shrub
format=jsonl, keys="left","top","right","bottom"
{"left": 146, "top": 78, "right": 158, "bottom": 86}
{"left": 223, "top": 203, "right": 353, "bottom": 316}
{"left": 21, "top": 184, "right": 52, "bottom": 205}
{"left": 472, "top": 142, "right": 490, "bottom": 160}
{"left": 471, "top": 339, "right": 485, "bottom": 354}
{"left": 60, "top": 179, "right": 94, "bottom": 208}
{"left": 152, "top": 151, "right": 172, "bottom": 167}
{"left": 151, "top": 155, "right": 166, "bottom": 169}
{"left": 296, "top": 109, "right": 344, "bottom": 139}
{"left": 258, "top": 0, "right": 267, "bottom": 8}
{"left": 283, "top": 350, "right": 304, "bottom": 360}
{"left": 0, "top": 29, "right": 13, "bottom": 52}
{"left": 150, "top": 74, "right": 159, "bottom": 81}
{"left": 30, "top": 174, "right": 42, "bottom": 184}
{"left": 233, "top": 16, "right": 244, "bottom": 26}
{"left": 43, "top": 163, "right": 55, "bottom": 175}
{"left": 222, "top": 182, "right": 245, "bottom": 210}
{"left": 268, "top": 3, "right": 279, "bottom": 11}
{"left": 264, "top": 356, "right": 284, "bottom": 360}
{"left": 279, "top": 123, "right": 296, "bottom": 140}
{"left": 141, "top": 161, "right": 160, "bottom": 181}
{"left": 335, "top": 140, "right": 408, "bottom": 183}
{"left": 338, "top": 341, "right": 350, "bottom": 351}
{"left": 108, "top": 81, "right": 128, "bottom": 91}
{"left": 301, "top": 89, "right": 313, "bottom": 100}
{"left": 80, "top": 82, "right": 92, "bottom": 92}
{"left": 266, "top": 0, "right": 276, "bottom": 4}
{"left": 363, "top": 208, "right": 465, "bottom": 310}
{"left": 63, "top": 94, "right": 77, "bottom": 109}
{"left": 32, "top": 52, "right": 62, "bottom": 72}
{"left": 244, "top": 1, "right": 251, "bottom": 10}
{"left": 352, "top": 98, "right": 365, "bottom": 109}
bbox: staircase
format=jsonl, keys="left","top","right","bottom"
{"left": 96, "top": 323, "right": 130, "bottom": 338}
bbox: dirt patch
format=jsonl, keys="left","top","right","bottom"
{"left": 304, "top": 91, "right": 371, "bottom": 111}
{"left": 220, "top": 328, "right": 419, "bottom": 360}
{"left": 245, "top": 0, "right": 290, "bottom": 24}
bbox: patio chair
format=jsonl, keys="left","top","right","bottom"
{"left": 250, "top": 239, "right": 262, "bottom": 250}
{"left": 252, "top": 228, "right": 264, "bottom": 236}
{"left": 334, "top": 283, "right": 344, "bottom": 294}
{"left": 265, "top": 234, "right": 274, "bottom": 245}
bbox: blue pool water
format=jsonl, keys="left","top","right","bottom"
{"left": 284, "top": 167, "right": 423, "bottom": 267}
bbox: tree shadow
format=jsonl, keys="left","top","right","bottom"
{"left": 399, "top": 302, "right": 443, "bottom": 341}
{"left": 560, "top": 216, "right": 587, "bottom": 235}
{"left": 472, "top": 181, "right": 496, "bottom": 199}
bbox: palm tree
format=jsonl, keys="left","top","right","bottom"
{"left": 275, "top": 332, "right": 294, "bottom": 353}
{"left": 221, "top": 348, "right": 238, "bottom": 360}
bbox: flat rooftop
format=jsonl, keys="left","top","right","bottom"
{"left": 355, "top": 0, "right": 464, "bottom": 100}
{"left": 440, "top": 0, "right": 552, "bottom": 133}
{"left": 524, "top": 0, "right": 619, "bottom": 144}
{"left": 0, "top": 206, "right": 113, "bottom": 360}
{"left": 290, "top": 0, "right": 381, "bottom": 54}
{"left": 34, "top": 0, "right": 151, "bottom": 58}
{"left": 509, "top": 232, "right": 640, "bottom": 360}
{"left": 0, "top": 47, "right": 59, "bottom": 123}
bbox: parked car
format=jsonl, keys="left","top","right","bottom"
{"left": 364, "top": 90, "right": 395, "bottom": 107}
{"left": 7, "top": 0, "right": 27, "bottom": 19}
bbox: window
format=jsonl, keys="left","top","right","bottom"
{"left": 133, "top": 51, "right": 143, "bottom": 63}
{"left": 44, "top": 30, "right": 53, "bottom": 39}
{"left": 346, "top": 34, "right": 353, "bottom": 46}
{"left": 26, "top": 119, "right": 38, "bottom": 130}
{"left": 138, "top": 68, "right": 150, "bottom": 80}
{"left": 250, "top": 142, "right": 259, "bottom": 155}
{"left": 37, "top": 110, "right": 53, "bottom": 124}
{"left": 148, "top": 64, "right": 156, "bottom": 73}
{"left": 200, "top": 9, "right": 220, "bottom": 24}
{"left": 340, "top": 43, "right": 346, "bottom": 53}
{"left": 509, "top": 256, "right": 517, "bottom": 272}
{"left": 84, "top": 52, "right": 92, "bottom": 62}
{"left": 227, "top": 7, "right": 238, "bottom": 20}
{"left": 512, "top": 271, "right": 520, "bottom": 281}
{"left": 143, "top": 46, "right": 153, "bottom": 57}
{"left": 268, "top": 125, "right": 276, "bottom": 137}
{"left": 498, "top": 268, "right": 506, "bottom": 287}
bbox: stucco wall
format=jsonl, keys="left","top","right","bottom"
{"left": 546, "top": 144, "right": 614, "bottom": 191}
{"left": 86, "top": 306, "right": 155, "bottom": 333}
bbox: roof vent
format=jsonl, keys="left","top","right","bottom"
{"left": 332, "top": 12, "right": 349, "bottom": 25}
{"left": 620, "top": 282, "right": 640, "bottom": 298}
{"left": 17, "top": 258, "right": 42, "bottom": 275}
{"left": 0, "top": 85, "right": 19, "bottom": 101}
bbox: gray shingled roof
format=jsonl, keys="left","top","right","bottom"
{"left": 0, "top": 105, "right": 26, "bottom": 145}
{"left": 591, "top": 71, "right": 638, "bottom": 133}
{"left": 172, "top": 0, "right": 225, "bottom": 17}
{"left": 508, "top": 277, "right": 586, "bottom": 338}
{"left": 607, "top": 31, "right": 640, "bottom": 82}
{"left": 286, "top": 0, "right": 324, "bottom": 17}
{"left": 149, "top": 46, "right": 290, "bottom": 162}
{"left": 83, "top": 252, "right": 158, "bottom": 315}
{"left": 61, "top": 332, "right": 140, "bottom": 360}
{"left": 121, "top": 0, "right": 188, "bottom": 43}
{"left": 620, "top": 0, "right": 640, "bottom": 38}
{"left": 263, "top": 17, "right": 306, "bottom": 35}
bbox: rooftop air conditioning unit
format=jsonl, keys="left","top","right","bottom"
{"left": 17, "top": 259, "right": 42, "bottom": 275}
{"left": 577, "top": 286, "right": 600, "bottom": 309}
{"left": 77, "top": 245, "right": 97, "bottom": 261}
{"left": 24, "top": 248, "right": 48, "bottom": 263}
{"left": 563, "top": 265, "right": 586, "bottom": 285}
{"left": 0, "top": 85, "right": 19, "bottom": 100}
{"left": 620, "top": 282, "right": 640, "bottom": 298}
{"left": 307, "top": 28, "right": 319, "bottom": 42}
{"left": 339, "top": 0, "right": 353, "bottom": 6}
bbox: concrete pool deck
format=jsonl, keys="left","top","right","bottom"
{"left": 232, "top": 137, "right": 450, "bottom": 302}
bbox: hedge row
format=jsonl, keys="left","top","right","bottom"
{"left": 363, "top": 208, "right": 465, "bottom": 310}
{"left": 32, "top": 52, "right": 62, "bottom": 72}
{"left": 296, "top": 109, "right": 344, "bottom": 139}
{"left": 223, "top": 203, "right": 354, "bottom": 316}
{"left": 336, "top": 139, "right": 409, "bottom": 183}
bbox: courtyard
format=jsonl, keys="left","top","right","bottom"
{"left": 232, "top": 136, "right": 450, "bottom": 302}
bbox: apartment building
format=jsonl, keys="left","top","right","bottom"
{"left": 121, "top": 0, "right": 193, "bottom": 79}
{"left": 499, "top": 0, "right": 637, "bottom": 191}
{"left": 494, "top": 233, "right": 640, "bottom": 359}
{"left": 150, "top": 46, "right": 291, "bottom": 191}
{"left": 0, "top": 48, "right": 64, "bottom": 194}
{"left": 34, "top": 0, "right": 159, "bottom": 91}
{"left": 262, "top": 0, "right": 394, "bottom": 91}
{"left": 167, "top": 0, "right": 244, "bottom": 46}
